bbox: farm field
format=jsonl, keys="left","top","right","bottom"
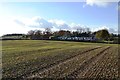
{"left": 2, "top": 40, "right": 119, "bottom": 79}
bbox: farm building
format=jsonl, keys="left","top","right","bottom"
{"left": 57, "top": 36, "right": 97, "bottom": 41}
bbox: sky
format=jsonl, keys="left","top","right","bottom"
{"left": 0, "top": 0, "right": 119, "bottom": 36}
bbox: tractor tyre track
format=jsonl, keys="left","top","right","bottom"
{"left": 23, "top": 46, "right": 102, "bottom": 78}
{"left": 63, "top": 46, "right": 111, "bottom": 78}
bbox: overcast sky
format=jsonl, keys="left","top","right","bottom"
{"left": 0, "top": 0, "right": 119, "bottom": 36}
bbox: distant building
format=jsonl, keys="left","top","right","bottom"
{"left": 1, "top": 34, "right": 25, "bottom": 40}
{"left": 57, "top": 36, "right": 96, "bottom": 41}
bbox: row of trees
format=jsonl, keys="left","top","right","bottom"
{"left": 27, "top": 28, "right": 52, "bottom": 40}
{"left": 26, "top": 28, "right": 111, "bottom": 41}
{"left": 2, "top": 27, "right": 118, "bottom": 43}
{"left": 26, "top": 28, "right": 93, "bottom": 39}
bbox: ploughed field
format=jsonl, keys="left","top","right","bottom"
{"left": 2, "top": 40, "right": 119, "bottom": 79}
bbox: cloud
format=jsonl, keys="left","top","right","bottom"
{"left": 91, "top": 26, "right": 118, "bottom": 34}
{"left": 14, "top": 17, "right": 53, "bottom": 29}
{"left": 14, "top": 19, "right": 25, "bottom": 26}
{"left": 14, "top": 17, "right": 117, "bottom": 34}
{"left": 91, "top": 26, "right": 108, "bottom": 32}
{"left": 49, "top": 19, "right": 70, "bottom": 30}
{"left": 70, "top": 23, "right": 88, "bottom": 30}
{"left": 12, "top": 16, "right": 90, "bottom": 32}
{"left": 11, "top": 17, "right": 70, "bottom": 33}
{"left": 14, "top": 17, "right": 70, "bottom": 30}
{"left": 0, "top": 16, "right": 118, "bottom": 36}
{"left": 0, "top": 17, "right": 30, "bottom": 36}
{"left": 33, "top": 17, "right": 53, "bottom": 28}
{"left": 85, "top": 0, "right": 110, "bottom": 7}
{"left": 109, "top": 28, "right": 118, "bottom": 34}
{"left": 70, "top": 23, "right": 81, "bottom": 29}
{"left": 57, "top": 23, "right": 70, "bottom": 30}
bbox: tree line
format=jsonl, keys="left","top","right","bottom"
{"left": 2, "top": 28, "right": 119, "bottom": 43}
{"left": 26, "top": 28, "right": 117, "bottom": 41}
{"left": 26, "top": 28, "right": 91, "bottom": 40}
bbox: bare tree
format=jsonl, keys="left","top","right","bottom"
{"left": 77, "top": 28, "right": 82, "bottom": 33}
{"left": 43, "top": 28, "right": 52, "bottom": 39}
{"left": 27, "top": 30, "right": 35, "bottom": 39}
{"left": 34, "top": 30, "right": 42, "bottom": 36}
{"left": 44, "top": 28, "right": 52, "bottom": 35}
{"left": 85, "top": 28, "right": 90, "bottom": 33}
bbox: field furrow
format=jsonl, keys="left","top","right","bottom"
{"left": 63, "top": 46, "right": 111, "bottom": 78}
{"left": 23, "top": 46, "right": 102, "bottom": 78}
{"left": 26, "top": 47, "right": 108, "bottom": 78}
{"left": 2, "top": 40, "right": 119, "bottom": 79}
{"left": 84, "top": 47, "right": 118, "bottom": 79}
